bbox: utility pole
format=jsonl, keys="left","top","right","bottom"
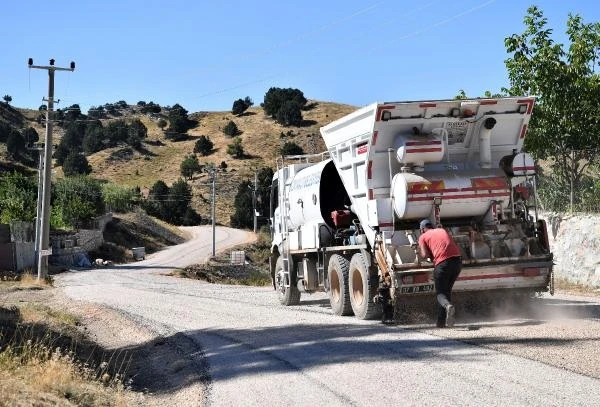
{"left": 28, "top": 58, "right": 75, "bottom": 280}
{"left": 33, "top": 148, "right": 44, "bottom": 268}
{"left": 211, "top": 168, "right": 216, "bottom": 258}
{"left": 253, "top": 172, "right": 258, "bottom": 233}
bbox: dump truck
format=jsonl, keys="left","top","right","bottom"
{"left": 269, "top": 97, "right": 553, "bottom": 320}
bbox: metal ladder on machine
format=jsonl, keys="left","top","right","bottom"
{"left": 279, "top": 164, "right": 292, "bottom": 290}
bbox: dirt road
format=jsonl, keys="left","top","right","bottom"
{"left": 54, "top": 226, "right": 600, "bottom": 406}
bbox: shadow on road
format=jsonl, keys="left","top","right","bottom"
{"left": 80, "top": 294, "right": 600, "bottom": 395}
{"left": 5, "top": 293, "right": 596, "bottom": 397}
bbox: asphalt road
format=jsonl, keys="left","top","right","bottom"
{"left": 55, "top": 226, "right": 600, "bottom": 407}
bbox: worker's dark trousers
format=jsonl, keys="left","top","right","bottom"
{"left": 433, "top": 256, "right": 462, "bottom": 327}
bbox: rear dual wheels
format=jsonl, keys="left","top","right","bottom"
{"left": 349, "top": 252, "right": 381, "bottom": 320}
{"left": 327, "top": 253, "right": 381, "bottom": 319}
{"left": 327, "top": 255, "right": 353, "bottom": 316}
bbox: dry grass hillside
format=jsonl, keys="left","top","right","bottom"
{"left": 86, "top": 101, "right": 357, "bottom": 225}
{"left": 1, "top": 100, "right": 357, "bottom": 225}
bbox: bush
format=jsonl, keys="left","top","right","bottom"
{"left": 263, "top": 87, "right": 307, "bottom": 120}
{"left": 6, "top": 130, "right": 25, "bottom": 158}
{"left": 194, "top": 135, "right": 214, "bottom": 156}
{"left": 127, "top": 118, "right": 147, "bottom": 148}
{"left": 280, "top": 141, "right": 304, "bottom": 156}
{"left": 52, "top": 176, "right": 104, "bottom": 228}
{"left": 62, "top": 153, "right": 92, "bottom": 176}
{"left": 230, "top": 180, "right": 253, "bottom": 228}
{"left": 82, "top": 126, "right": 104, "bottom": 154}
{"left": 223, "top": 120, "right": 239, "bottom": 137}
{"left": 276, "top": 100, "right": 303, "bottom": 126}
{"left": 232, "top": 96, "right": 253, "bottom": 116}
{"left": 102, "top": 183, "right": 137, "bottom": 213}
{"left": 167, "top": 103, "right": 190, "bottom": 135}
{"left": 180, "top": 154, "right": 202, "bottom": 179}
{"left": 0, "top": 172, "right": 37, "bottom": 224}
{"left": 227, "top": 137, "right": 244, "bottom": 158}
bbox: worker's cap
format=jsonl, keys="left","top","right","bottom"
{"left": 419, "top": 219, "right": 433, "bottom": 229}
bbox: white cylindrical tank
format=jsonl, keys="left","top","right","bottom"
{"left": 285, "top": 160, "right": 350, "bottom": 231}
{"left": 286, "top": 161, "right": 329, "bottom": 230}
{"left": 391, "top": 172, "right": 511, "bottom": 220}
{"left": 393, "top": 135, "right": 445, "bottom": 167}
{"left": 500, "top": 152, "right": 536, "bottom": 176}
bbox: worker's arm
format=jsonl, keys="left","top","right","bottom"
{"left": 418, "top": 236, "right": 432, "bottom": 261}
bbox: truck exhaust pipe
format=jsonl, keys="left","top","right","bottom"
{"left": 479, "top": 117, "right": 497, "bottom": 169}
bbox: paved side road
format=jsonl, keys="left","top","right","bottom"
{"left": 55, "top": 226, "right": 600, "bottom": 407}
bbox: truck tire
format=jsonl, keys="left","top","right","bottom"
{"left": 275, "top": 256, "right": 300, "bottom": 306}
{"left": 349, "top": 252, "right": 381, "bottom": 320}
{"left": 327, "top": 255, "right": 353, "bottom": 316}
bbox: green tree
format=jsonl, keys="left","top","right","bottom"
{"left": 194, "top": 135, "right": 214, "bottom": 156}
{"left": 276, "top": 100, "right": 303, "bottom": 126}
{"left": 65, "top": 104, "right": 82, "bottom": 121}
{"left": 280, "top": 141, "right": 304, "bottom": 155}
{"left": 232, "top": 96, "right": 254, "bottom": 116}
{"left": 230, "top": 180, "right": 253, "bottom": 228}
{"left": 88, "top": 105, "right": 106, "bottom": 119}
{"left": 0, "top": 172, "right": 37, "bottom": 223}
{"left": 144, "top": 180, "right": 170, "bottom": 219}
{"left": 504, "top": 6, "right": 600, "bottom": 206}
{"left": 104, "top": 120, "right": 129, "bottom": 146}
{"left": 6, "top": 129, "right": 25, "bottom": 158}
{"left": 54, "top": 123, "right": 86, "bottom": 165}
{"left": 52, "top": 176, "right": 104, "bottom": 228}
{"left": 0, "top": 122, "right": 10, "bottom": 142}
{"left": 227, "top": 137, "right": 245, "bottom": 158}
{"left": 223, "top": 120, "right": 239, "bottom": 137}
{"left": 180, "top": 154, "right": 202, "bottom": 180}
{"left": 23, "top": 127, "right": 39, "bottom": 145}
{"left": 182, "top": 207, "right": 202, "bottom": 226}
{"left": 102, "top": 183, "right": 136, "bottom": 213}
{"left": 127, "top": 118, "right": 147, "bottom": 148}
{"left": 2, "top": 95, "right": 12, "bottom": 105}
{"left": 167, "top": 178, "right": 192, "bottom": 224}
{"left": 263, "top": 87, "right": 307, "bottom": 119}
{"left": 63, "top": 152, "right": 92, "bottom": 176}
{"left": 256, "top": 167, "right": 274, "bottom": 224}
{"left": 157, "top": 118, "right": 167, "bottom": 131}
{"left": 82, "top": 126, "right": 104, "bottom": 154}
{"left": 167, "top": 103, "right": 190, "bottom": 136}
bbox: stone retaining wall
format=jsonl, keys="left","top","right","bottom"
{"left": 542, "top": 212, "right": 600, "bottom": 288}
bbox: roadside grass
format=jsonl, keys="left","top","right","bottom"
{"left": 178, "top": 228, "right": 272, "bottom": 286}
{"left": 0, "top": 284, "right": 135, "bottom": 406}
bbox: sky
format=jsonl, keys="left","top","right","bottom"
{"left": 2, "top": 0, "right": 599, "bottom": 114}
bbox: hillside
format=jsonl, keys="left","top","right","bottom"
{"left": 0, "top": 100, "right": 357, "bottom": 226}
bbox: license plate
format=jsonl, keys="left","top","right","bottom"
{"left": 400, "top": 284, "right": 434, "bottom": 294}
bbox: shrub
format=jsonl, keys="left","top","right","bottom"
{"left": 52, "top": 176, "right": 104, "bottom": 228}
{"left": 276, "top": 100, "right": 303, "bottom": 126}
{"left": 263, "top": 87, "right": 307, "bottom": 120}
{"left": 180, "top": 154, "right": 202, "bottom": 179}
{"left": 223, "top": 120, "right": 239, "bottom": 137}
{"left": 280, "top": 141, "right": 304, "bottom": 156}
{"left": 227, "top": 137, "right": 244, "bottom": 158}
{"left": 62, "top": 153, "right": 92, "bottom": 176}
{"left": 102, "top": 183, "right": 137, "bottom": 213}
{"left": 194, "top": 135, "right": 214, "bottom": 156}
{"left": 232, "top": 96, "right": 254, "bottom": 116}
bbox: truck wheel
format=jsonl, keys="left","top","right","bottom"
{"left": 327, "top": 255, "right": 353, "bottom": 316}
{"left": 275, "top": 256, "right": 300, "bottom": 306}
{"left": 349, "top": 252, "right": 381, "bottom": 320}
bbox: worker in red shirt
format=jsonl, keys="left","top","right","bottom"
{"left": 418, "top": 219, "right": 462, "bottom": 328}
